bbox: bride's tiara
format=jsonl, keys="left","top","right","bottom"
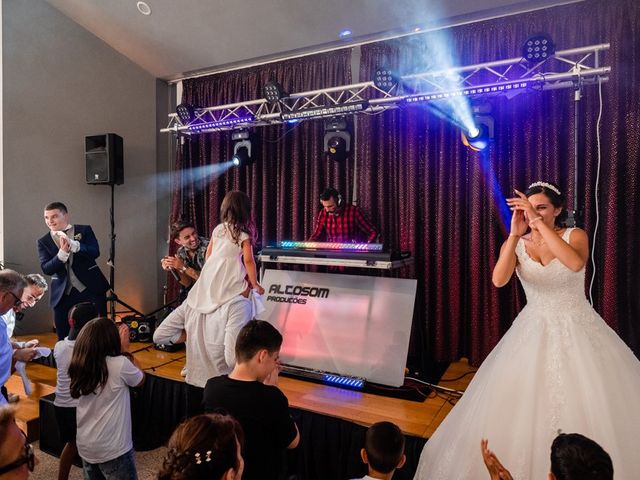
{"left": 528, "top": 181, "right": 561, "bottom": 195}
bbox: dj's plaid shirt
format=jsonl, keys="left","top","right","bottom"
{"left": 309, "top": 205, "right": 377, "bottom": 243}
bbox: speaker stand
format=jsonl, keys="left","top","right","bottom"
{"left": 107, "top": 183, "right": 144, "bottom": 320}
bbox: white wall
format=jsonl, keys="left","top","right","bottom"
{"left": 2, "top": 0, "right": 158, "bottom": 334}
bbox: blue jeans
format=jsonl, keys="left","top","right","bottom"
{"left": 82, "top": 449, "right": 138, "bottom": 480}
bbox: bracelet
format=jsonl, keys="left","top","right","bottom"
{"left": 528, "top": 217, "right": 542, "bottom": 227}
{"left": 180, "top": 266, "right": 188, "bottom": 273}
{"left": 508, "top": 233, "right": 520, "bottom": 238}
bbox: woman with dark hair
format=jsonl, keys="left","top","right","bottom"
{"left": 69, "top": 317, "right": 144, "bottom": 480}
{"left": 187, "top": 190, "right": 264, "bottom": 315}
{"left": 414, "top": 181, "right": 640, "bottom": 479}
{"left": 158, "top": 413, "right": 244, "bottom": 480}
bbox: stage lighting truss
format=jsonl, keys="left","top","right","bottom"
{"left": 162, "top": 43, "right": 610, "bottom": 135}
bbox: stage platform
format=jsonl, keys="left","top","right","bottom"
{"left": 12, "top": 332, "right": 475, "bottom": 479}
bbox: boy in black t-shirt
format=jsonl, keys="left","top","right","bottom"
{"left": 203, "top": 320, "right": 300, "bottom": 480}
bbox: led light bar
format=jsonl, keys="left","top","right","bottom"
{"left": 187, "top": 115, "right": 255, "bottom": 132}
{"left": 280, "top": 364, "right": 366, "bottom": 391}
{"left": 405, "top": 80, "right": 531, "bottom": 104}
{"left": 323, "top": 374, "right": 365, "bottom": 390}
{"left": 278, "top": 241, "right": 383, "bottom": 251}
{"left": 281, "top": 101, "right": 368, "bottom": 121}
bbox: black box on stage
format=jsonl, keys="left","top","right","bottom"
{"left": 122, "top": 315, "right": 154, "bottom": 342}
{"left": 154, "top": 342, "right": 185, "bottom": 352}
{"left": 85, "top": 133, "right": 124, "bottom": 185}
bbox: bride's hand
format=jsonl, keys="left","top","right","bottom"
{"left": 507, "top": 190, "right": 538, "bottom": 221}
{"left": 509, "top": 209, "right": 527, "bottom": 237}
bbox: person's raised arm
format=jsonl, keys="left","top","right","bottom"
{"left": 38, "top": 238, "right": 66, "bottom": 275}
{"left": 492, "top": 208, "right": 527, "bottom": 287}
{"left": 241, "top": 239, "right": 264, "bottom": 294}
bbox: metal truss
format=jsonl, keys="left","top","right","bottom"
{"left": 161, "top": 43, "right": 610, "bottom": 134}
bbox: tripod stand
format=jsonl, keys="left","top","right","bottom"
{"left": 106, "top": 183, "right": 144, "bottom": 321}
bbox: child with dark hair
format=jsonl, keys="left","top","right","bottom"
{"left": 188, "top": 190, "right": 264, "bottom": 314}
{"left": 482, "top": 432, "right": 613, "bottom": 480}
{"left": 203, "top": 320, "right": 299, "bottom": 480}
{"left": 356, "top": 421, "right": 406, "bottom": 480}
{"left": 53, "top": 302, "right": 98, "bottom": 480}
{"left": 69, "top": 317, "right": 144, "bottom": 480}
{"left": 158, "top": 413, "right": 244, "bottom": 480}
{"left": 550, "top": 433, "right": 613, "bottom": 480}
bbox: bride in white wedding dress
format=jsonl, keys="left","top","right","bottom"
{"left": 414, "top": 182, "right": 640, "bottom": 479}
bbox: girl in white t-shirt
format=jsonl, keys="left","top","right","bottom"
{"left": 69, "top": 317, "right": 144, "bottom": 480}
{"left": 53, "top": 301, "right": 98, "bottom": 480}
{"left": 187, "top": 191, "right": 264, "bottom": 315}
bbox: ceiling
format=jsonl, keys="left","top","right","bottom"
{"left": 44, "top": 0, "right": 573, "bottom": 81}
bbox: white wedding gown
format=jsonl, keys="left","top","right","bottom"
{"left": 414, "top": 229, "right": 640, "bottom": 479}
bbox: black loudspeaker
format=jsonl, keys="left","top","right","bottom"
{"left": 85, "top": 133, "right": 124, "bottom": 185}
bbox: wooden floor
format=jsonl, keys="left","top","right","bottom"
{"left": 12, "top": 332, "right": 475, "bottom": 440}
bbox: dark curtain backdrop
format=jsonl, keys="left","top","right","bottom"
{"left": 170, "top": 0, "right": 639, "bottom": 366}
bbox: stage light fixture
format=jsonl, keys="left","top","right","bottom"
{"left": 263, "top": 81, "right": 288, "bottom": 104}
{"left": 522, "top": 34, "right": 555, "bottom": 64}
{"left": 231, "top": 129, "right": 252, "bottom": 167}
{"left": 373, "top": 67, "right": 400, "bottom": 93}
{"left": 232, "top": 143, "right": 251, "bottom": 167}
{"left": 323, "top": 117, "right": 351, "bottom": 162}
{"left": 176, "top": 103, "right": 197, "bottom": 124}
{"left": 461, "top": 114, "right": 494, "bottom": 152}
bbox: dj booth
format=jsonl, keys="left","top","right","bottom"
{"left": 257, "top": 241, "right": 417, "bottom": 389}
{"left": 259, "top": 241, "right": 413, "bottom": 270}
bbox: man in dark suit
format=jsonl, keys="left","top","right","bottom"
{"left": 38, "top": 202, "right": 109, "bottom": 340}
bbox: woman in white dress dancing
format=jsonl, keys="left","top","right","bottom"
{"left": 414, "top": 181, "right": 640, "bottom": 479}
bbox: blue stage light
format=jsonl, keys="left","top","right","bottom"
{"left": 339, "top": 29, "right": 352, "bottom": 38}
{"left": 462, "top": 122, "right": 491, "bottom": 152}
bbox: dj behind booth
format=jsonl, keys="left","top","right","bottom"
{"left": 309, "top": 187, "right": 378, "bottom": 244}
{"left": 257, "top": 187, "right": 415, "bottom": 391}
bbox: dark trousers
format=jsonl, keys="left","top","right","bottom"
{"left": 54, "top": 288, "right": 107, "bottom": 340}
